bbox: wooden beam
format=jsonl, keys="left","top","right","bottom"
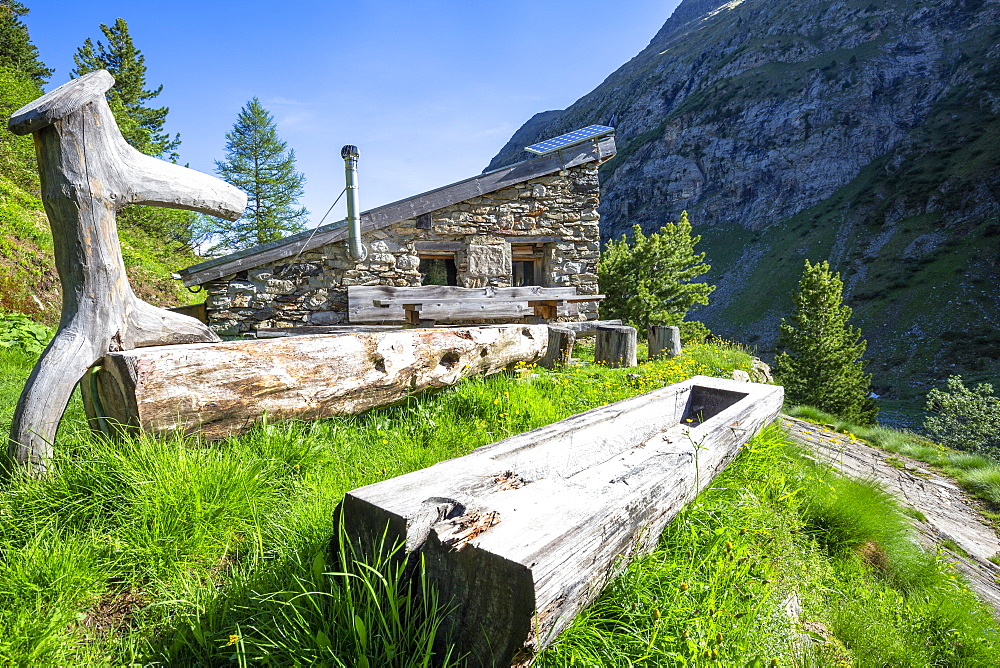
{"left": 178, "top": 135, "right": 616, "bottom": 286}
{"left": 255, "top": 325, "right": 404, "bottom": 338}
{"left": 337, "top": 376, "right": 783, "bottom": 666}
{"left": 414, "top": 241, "right": 462, "bottom": 252}
{"left": 557, "top": 319, "right": 622, "bottom": 338}
{"left": 81, "top": 325, "right": 548, "bottom": 440}
{"left": 349, "top": 285, "right": 579, "bottom": 324}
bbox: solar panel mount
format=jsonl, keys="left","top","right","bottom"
{"left": 524, "top": 125, "right": 615, "bottom": 156}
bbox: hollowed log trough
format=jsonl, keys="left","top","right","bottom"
{"left": 337, "top": 375, "right": 783, "bottom": 666}
{"left": 82, "top": 324, "right": 547, "bottom": 439}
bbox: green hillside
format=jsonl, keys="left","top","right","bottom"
{"left": 0, "top": 60, "right": 205, "bottom": 325}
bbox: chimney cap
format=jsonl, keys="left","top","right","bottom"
{"left": 341, "top": 145, "right": 359, "bottom": 159}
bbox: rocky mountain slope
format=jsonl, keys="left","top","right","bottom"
{"left": 489, "top": 0, "right": 1000, "bottom": 399}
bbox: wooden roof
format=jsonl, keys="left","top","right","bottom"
{"left": 177, "top": 135, "right": 616, "bottom": 286}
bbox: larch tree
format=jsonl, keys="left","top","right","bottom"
{"left": 210, "top": 98, "right": 307, "bottom": 251}
{"left": 598, "top": 211, "right": 714, "bottom": 341}
{"left": 774, "top": 259, "right": 878, "bottom": 424}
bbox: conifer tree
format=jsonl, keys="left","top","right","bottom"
{"left": 71, "top": 18, "right": 179, "bottom": 158}
{"left": 774, "top": 259, "right": 878, "bottom": 424}
{"left": 0, "top": 1, "right": 48, "bottom": 188}
{"left": 0, "top": 0, "right": 52, "bottom": 85}
{"left": 210, "top": 98, "right": 307, "bottom": 251}
{"left": 71, "top": 18, "right": 199, "bottom": 246}
{"left": 598, "top": 211, "right": 714, "bottom": 339}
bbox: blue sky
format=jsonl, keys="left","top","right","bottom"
{"left": 26, "top": 1, "right": 681, "bottom": 225}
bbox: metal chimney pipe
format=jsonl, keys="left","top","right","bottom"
{"left": 341, "top": 144, "right": 367, "bottom": 262}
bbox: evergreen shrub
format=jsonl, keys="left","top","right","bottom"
{"left": 924, "top": 375, "right": 1000, "bottom": 456}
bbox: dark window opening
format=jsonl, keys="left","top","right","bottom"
{"left": 419, "top": 257, "right": 458, "bottom": 285}
{"left": 512, "top": 259, "right": 539, "bottom": 287}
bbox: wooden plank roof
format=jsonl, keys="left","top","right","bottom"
{"left": 177, "top": 135, "right": 616, "bottom": 286}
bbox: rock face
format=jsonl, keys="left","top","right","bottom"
{"left": 490, "top": 0, "right": 1000, "bottom": 398}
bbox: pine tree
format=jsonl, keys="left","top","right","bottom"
{"left": 774, "top": 259, "right": 878, "bottom": 424}
{"left": 211, "top": 98, "right": 307, "bottom": 251}
{"left": 598, "top": 211, "right": 714, "bottom": 339}
{"left": 0, "top": 1, "right": 52, "bottom": 85}
{"left": 71, "top": 18, "right": 179, "bottom": 158}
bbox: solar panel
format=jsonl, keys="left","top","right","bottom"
{"left": 524, "top": 125, "right": 615, "bottom": 155}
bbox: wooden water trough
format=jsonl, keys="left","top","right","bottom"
{"left": 81, "top": 324, "right": 548, "bottom": 439}
{"left": 337, "top": 375, "right": 783, "bottom": 666}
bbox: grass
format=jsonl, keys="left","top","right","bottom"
{"left": 0, "top": 341, "right": 754, "bottom": 665}
{"left": 1, "top": 342, "right": 998, "bottom": 665}
{"left": 786, "top": 404, "right": 1000, "bottom": 510}
{"left": 538, "top": 424, "right": 1000, "bottom": 666}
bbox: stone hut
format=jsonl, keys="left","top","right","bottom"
{"left": 176, "top": 130, "right": 616, "bottom": 336}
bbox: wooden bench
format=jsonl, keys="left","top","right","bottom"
{"left": 348, "top": 285, "right": 604, "bottom": 326}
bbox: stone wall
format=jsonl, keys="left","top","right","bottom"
{"left": 204, "top": 163, "right": 602, "bottom": 336}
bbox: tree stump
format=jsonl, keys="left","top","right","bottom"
{"left": 648, "top": 325, "right": 682, "bottom": 358}
{"left": 594, "top": 325, "right": 637, "bottom": 368}
{"left": 537, "top": 326, "right": 575, "bottom": 369}
{"left": 338, "top": 376, "right": 784, "bottom": 666}
{"left": 6, "top": 70, "right": 246, "bottom": 471}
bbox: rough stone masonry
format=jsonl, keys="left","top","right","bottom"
{"left": 199, "top": 162, "right": 603, "bottom": 336}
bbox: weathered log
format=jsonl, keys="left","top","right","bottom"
{"left": 6, "top": 70, "right": 246, "bottom": 470}
{"left": 537, "top": 326, "right": 575, "bottom": 369}
{"left": 648, "top": 325, "right": 682, "bottom": 359}
{"left": 81, "top": 325, "right": 547, "bottom": 439}
{"left": 338, "top": 376, "right": 783, "bottom": 666}
{"left": 594, "top": 324, "right": 637, "bottom": 367}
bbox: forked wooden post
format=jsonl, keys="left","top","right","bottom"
{"left": 6, "top": 70, "right": 246, "bottom": 471}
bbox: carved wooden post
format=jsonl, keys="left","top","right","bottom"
{"left": 538, "top": 326, "right": 575, "bottom": 369}
{"left": 6, "top": 70, "right": 246, "bottom": 471}
{"left": 594, "top": 324, "right": 637, "bottom": 368}
{"left": 648, "top": 325, "right": 682, "bottom": 359}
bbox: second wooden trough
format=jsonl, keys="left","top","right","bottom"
{"left": 338, "top": 375, "right": 783, "bottom": 666}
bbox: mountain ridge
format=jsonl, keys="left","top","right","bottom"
{"left": 490, "top": 0, "right": 1000, "bottom": 399}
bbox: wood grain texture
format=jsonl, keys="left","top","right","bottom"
{"left": 338, "top": 376, "right": 784, "bottom": 666}
{"left": 538, "top": 326, "right": 575, "bottom": 368}
{"left": 349, "top": 285, "right": 580, "bottom": 324}
{"left": 8, "top": 70, "right": 112, "bottom": 135}
{"left": 557, "top": 319, "right": 622, "bottom": 338}
{"left": 648, "top": 325, "right": 682, "bottom": 358}
{"left": 594, "top": 325, "right": 638, "bottom": 368}
{"left": 82, "top": 325, "right": 548, "bottom": 439}
{"left": 178, "top": 135, "right": 617, "bottom": 286}
{"left": 7, "top": 71, "right": 247, "bottom": 471}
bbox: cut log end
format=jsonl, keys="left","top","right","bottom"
{"left": 594, "top": 325, "right": 637, "bottom": 368}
